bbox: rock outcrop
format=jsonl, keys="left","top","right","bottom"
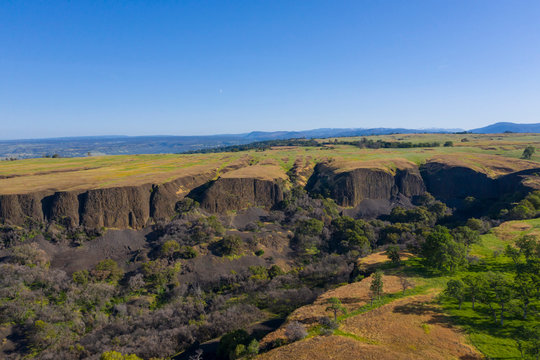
{"left": 0, "top": 171, "right": 218, "bottom": 229}
{"left": 197, "top": 165, "right": 286, "bottom": 212}
{"left": 420, "top": 161, "right": 540, "bottom": 203}
{"left": 2, "top": 156, "right": 539, "bottom": 229}
{"left": 199, "top": 177, "right": 284, "bottom": 213}
{"left": 306, "top": 161, "right": 425, "bottom": 207}
{"left": 0, "top": 192, "right": 47, "bottom": 225}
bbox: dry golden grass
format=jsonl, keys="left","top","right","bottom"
{"left": 338, "top": 293, "right": 482, "bottom": 360}
{"left": 427, "top": 153, "right": 539, "bottom": 177}
{"left": 492, "top": 221, "right": 534, "bottom": 241}
{"left": 221, "top": 164, "right": 288, "bottom": 181}
{"left": 259, "top": 294, "right": 482, "bottom": 360}
{"left": 258, "top": 335, "right": 390, "bottom": 360}
{"left": 328, "top": 158, "right": 418, "bottom": 175}
{"left": 0, "top": 154, "right": 235, "bottom": 194}
{"left": 288, "top": 275, "right": 405, "bottom": 324}
{"left": 260, "top": 274, "right": 408, "bottom": 347}
{"left": 2, "top": 133, "right": 540, "bottom": 194}
{"left": 358, "top": 251, "right": 413, "bottom": 269}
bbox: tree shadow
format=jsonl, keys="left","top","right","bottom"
{"left": 339, "top": 296, "right": 365, "bottom": 305}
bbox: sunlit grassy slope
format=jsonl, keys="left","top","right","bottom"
{"left": 1, "top": 133, "right": 539, "bottom": 194}
{"left": 258, "top": 219, "right": 540, "bottom": 360}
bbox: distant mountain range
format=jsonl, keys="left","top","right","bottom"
{"left": 469, "top": 122, "right": 540, "bottom": 134}
{"left": 0, "top": 122, "right": 538, "bottom": 159}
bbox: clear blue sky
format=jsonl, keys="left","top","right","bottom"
{"left": 1, "top": 1, "right": 540, "bottom": 139}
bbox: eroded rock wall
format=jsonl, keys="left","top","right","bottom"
{"left": 0, "top": 192, "right": 47, "bottom": 225}
{"left": 150, "top": 170, "right": 218, "bottom": 221}
{"left": 199, "top": 177, "right": 284, "bottom": 213}
{"left": 420, "top": 162, "right": 540, "bottom": 202}
{"left": 2, "top": 159, "right": 539, "bottom": 229}
{"left": 306, "top": 163, "right": 425, "bottom": 207}
{"left": 420, "top": 162, "right": 498, "bottom": 201}
{"left": 0, "top": 172, "right": 218, "bottom": 229}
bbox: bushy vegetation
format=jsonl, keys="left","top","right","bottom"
{"left": 185, "top": 138, "right": 320, "bottom": 154}
{"left": 340, "top": 137, "right": 442, "bottom": 149}
{"left": 434, "top": 231, "right": 540, "bottom": 358}
{"left": 1, "top": 181, "right": 540, "bottom": 359}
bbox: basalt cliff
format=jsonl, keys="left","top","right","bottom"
{"left": 1, "top": 157, "right": 539, "bottom": 229}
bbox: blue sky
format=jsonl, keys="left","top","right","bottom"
{"left": 1, "top": 1, "right": 540, "bottom": 139}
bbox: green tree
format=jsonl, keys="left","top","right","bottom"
{"left": 92, "top": 259, "right": 123, "bottom": 283}
{"left": 505, "top": 244, "right": 522, "bottom": 265}
{"left": 295, "top": 218, "right": 324, "bottom": 237}
{"left": 444, "top": 279, "right": 466, "bottom": 309}
{"left": 521, "top": 145, "right": 536, "bottom": 160}
{"left": 142, "top": 259, "right": 180, "bottom": 289}
{"left": 478, "top": 273, "right": 499, "bottom": 323}
{"left": 385, "top": 245, "right": 401, "bottom": 265}
{"left": 100, "top": 351, "right": 143, "bottom": 360}
{"left": 217, "top": 329, "right": 250, "bottom": 360}
{"left": 181, "top": 246, "right": 198, "bottom": 259}
{"left": 72, "top": 270, "right": 90, "bottom": 286}
{"left": 268, "top": 264, "right": 284, "bottom": 279}
{"left": 161, "top": 240, "right": 181, "bottom": 261}
{"left": 326, "top": 297, "right": 347, "bottom": 321}
{"left": 487, "top": 272, "right": 515, "bottom": 326}
{"left": 330, "top": 216, "right": 372, "bottom": 254}
{"left": 463, "top": 274, "right": 486, "bottom": 310}
{"left": 466, "top": 218, "right": 486, "bottom": 233}
{"left": 246, "top": 339, "right": 259, "bottom": 359}
{"left": 220, "top": 235, "right": 242, "bottom": 256}
{"left": 421, "top": 226, "right": 466, "bottom": 272}
{"left": 369, "top": 270, "right": 384, "bottom": 305}
{"left": 514, "top": 271, "right": 537, "bottom": 320}
{"left": 516, "top": 235, "right": 539, "bottom": 260}
{"left": 452, "top": 226, "right": 480, "bottom": 249}
{"left": 518, "top": 325, "right": 540, "bottom": 360}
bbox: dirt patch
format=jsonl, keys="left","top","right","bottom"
{"left": 358, "top": 251, "right": 413, "bottom": 269}
{"left": 50, "top": 229, "right": 150, "bottom": 273}
{"left": 492, "top": 221, "right": 533, "bottom": 241}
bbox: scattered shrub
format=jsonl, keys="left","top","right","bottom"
{"left": 285, "top": 321, "right": 307, "bottom": 342}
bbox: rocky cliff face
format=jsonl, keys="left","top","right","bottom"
{"left": 198, "top": 177, "right": 284, "bottom": 213}
{"left": 149, "top": 170, "right": 219, "bottom": 221}
{"left": 0, "top": 192, "right": 47, "bottom": 225}
{"left": 420, "top": 162, "right": 497, "bottom": 201}
{"left": 2, "top": 158, "right": 539, "bottom": 229}
{"left": 0, "top": 171, "right": 217, "bottom": 229}
{"left": 306, "top": 162, "right": 425, "bottom": 207}
{"left": 420, "top": 161, "right": 540, "bottom": 202}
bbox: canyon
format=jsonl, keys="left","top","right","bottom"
{"left": 1, "top": 154, "right": 539, "bottom": 229}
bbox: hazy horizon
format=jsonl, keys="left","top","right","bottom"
{"left": 1, "top": 1, "right": 540, "bottom": 139}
